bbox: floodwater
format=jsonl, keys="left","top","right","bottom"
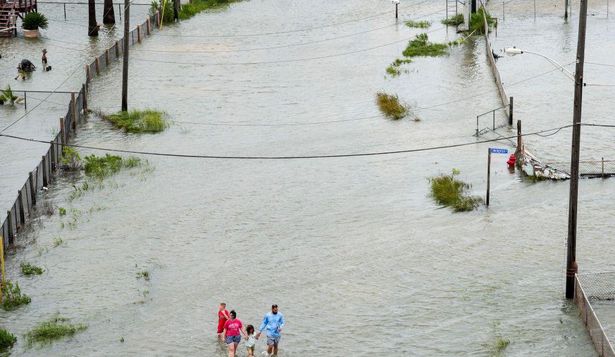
{"left": 1, "top": 0, "right": 614, "bottom": 355}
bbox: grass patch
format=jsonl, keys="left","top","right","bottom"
{"left": 84, "top": 154, "right": 142, "bottom": 179}
{"left": 25, "top": 316, "right": 87, "bottom": 345}
{"left": 430, "top": 170, "right": 482, "bottom": 212}
{"left": 61, "top": 146, "right": 82, "bottom": 170}
{"left": 58, "top": 207, "right": 67, "bottom": 216}
{"left": 405, "top": 20, "right": 431, "bottom": 28}
{"left": 0, "top": 85, "right": 19, "bottom": 106}
{"left": 1, "top": 281, "right": 31, "bottom": 311}
{"left": 150, "top": 0, "right": 174, "bottom": 24}
{"left": 179, "top": 0, "right": 241, "bottom": 20}
{"left": 402, "top": 33, "right": 449, "bottom": 58}
{"left": 136, "top": 270, "right": 150, "bottom": 281}
{"left": 386, "top": 58, "right": 413, "bottom": 77}
{"left": 53, "top": 237, "right": 64, "bottom": 247}
{"left": 441, "top": 13, "right": 464, "bottom": 26}
{"left": 0, "top": 328, "right": 17, "bottom": 353}
{"left": 376, "top": 92, "right": 408, "bottom": 120}
{"left": 21, "top": 262, "right": 44, "bottom": 276}
{"left": 103, "top": 109, "right": 168, "bottom": 133}
{"left": 469, "top": 6, "right": 496, "bottom": 35}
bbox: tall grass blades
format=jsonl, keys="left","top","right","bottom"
{"left": 1, "top": 281, "right": 31, "bottom": 311}
{"left": 179, "top": 0, "right": 241, "bottom": 20}
{"left": 376, "top": 92, "right": 408, "bottom": 120}
{"left": 441, "top": 14, "right": 464, "bottom": 26}
{"left": 405, "top": 20, "right": 431, "bottom": 28}
{"left": 429, "top": 170, "right": 482, "bottom": 212}
{"left": 26, "top": 316, "right": 87, "bottom": 345}
{"left": 103, "top": 110, "right": 168, "bottom": 133}
{"left": 83, "top": 154, "right": 142, "bottom": 179}
{"left": 61, "top": 146, "right": 82, "bottom": 170}
{"left": 469, "top": 7, "right": 496, "bottom": 35}
{"left": 151, "top": 0, "right": 174, "bottom": 24}
{"left": 402, "top": 33, "right": 449, "bottom": 58}
{"left": 0, "top": 85, "right": 19, "bottom": 105}
{"left": 0, "top": 328, "right": 16, "bottom": 353}
{"left": 21, "top": 262, "right": 44, "bottom": 276}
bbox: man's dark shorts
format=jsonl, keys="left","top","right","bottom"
{"left": 267, "top": 335, "right": 281, "bottom": 346}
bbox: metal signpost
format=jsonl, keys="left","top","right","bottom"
{"left": 486, "top": 148, "right": 509, "bottom": 206}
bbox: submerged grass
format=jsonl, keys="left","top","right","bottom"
{"left": 20, "top": 262, "right": 44, "bottom": 276}
{"left": 430, "top": 170, "right": 482, "bottom": 212}
{"left": 179, "top": 0, "right": 241, "bottom": 20}
{"left": 26, "top": 316, "right": 87, "bottom": 345}
{"left": 103, "top": 110, "right": 168, "bottom": 133}
{"left": 1, "top": 281, "right": 31, "bottom": 311}
{"left": 61, "top": 147, "right": 82, "bottom": 170}
{"left": 386, "top": 58, "right": 413, "bottom": 77}
{"left": 376, "top": 92, "right": 408, "bottom": 120}
{"left": 441, "top": 13, "right": 464, "bottom": 26}
{"left": 405, "top": 20, "right": 431, "bottom": 28}
{"left": 0, "top": 328, "right": 16, "bottom": 353}
{"left": 469, "top": 6, "right": 496, "bottom": 35}
{"left": 84, "top": 154, "right": 142, "bottom": 179}
{"left": 402, "top": 33, "right": 449, "bottom": 58}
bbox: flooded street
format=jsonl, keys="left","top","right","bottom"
{"left": 1, "top": 0, "right": 614, "bottom": 355}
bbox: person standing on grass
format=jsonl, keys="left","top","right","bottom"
{"left": 217, "top": 302, "right": 231, "bottom": 340}
{"left": 256, "top": 304, "right": 285, "bottom": 356}
{"left": 223, "top": 310, "right": 246, "bottom": 357}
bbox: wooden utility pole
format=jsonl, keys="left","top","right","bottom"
{"left": 103, "top": 0, "right": 116, "bottom": 24}
{"left": 566, "top": 0, "right": 588, "bottom": 300}
{"left": 88, "top": 0, "right": 99, "bottom": 36}
{"left": 121, "top": 0, "right": 130, "bottom": 111}
{"left": 565, "top": 0, "right": 569, "bottom": 19}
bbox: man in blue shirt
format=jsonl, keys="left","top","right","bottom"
{"left": 256, "top": 304, "right": 285, "bottom": 356}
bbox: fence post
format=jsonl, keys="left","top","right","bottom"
{"left": 6, "top": 211, "right": 13, "bottom": 245}
{"left": 95, "top": 57, "right": 100, "bottom": 76}
{"left": 28, "top": 171, "right": 36, "bottom": 206}
{"left": 147, "top": 17, "right": 151, "bottom": 35}
{"left": 516, "top": 119, "right": 522, "bottom": 156}
{"left": 18, "top": 190, "right": 25, "bottom": 224}
{"left": 475, "top": 116, "right": 479, "bottom": 137}
{"left": 492, "top": 110, "right": 495, "bottom": 130}
{"left": 42, "top": 155, "right": 48, "bottom": 187}
{"left": 137, "top": 25, "right": 141, "bottom": 43}
{"left": 116, "top": 40, "right": 121, "bottom": 58}
{"left": 105, "top": 49, "right": 110, "bottom": 66}
{"left": 71, "top": 92, "right": 77, "bottom": 129}
{"left": 508, "top": 96, "right": 514, "bottom": 126}
{"left": 59, "top": 117, "right": 65, "bottom": 146}
{"left": 82, "top": 84, "right": 88, "bottom": 113}
{"left": 24, "top": 91, "right": 27, "bottom": 110}
{"left": 602, "top": 157, "right": 605, "bottom": 178}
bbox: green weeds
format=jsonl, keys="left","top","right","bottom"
{"left": 0, "top": 328, "right": 17, "bottom": 353}
{"left": 58, "top": 207, "right": 67, "bottom": 216}
{"left": 179, "top": 0, "right": 240, "bottom": 20}
{"left": 429, "top": 170, "right": 482, "bottom": 212}
{"left": 386, "top": 58, "right": 413, "bottom": 77}
{"left": 469, "top": 6, "right": 496, "bottom": 34}
{"left": 403, "top": 33, "right": 449, "bottom": 58}
{"left": 84, "top": 154, "right": 141, "bottom": 179}
{"left": 103, "top": 109, "right": 168, "bottom": 133}
{"left": 1, "top": 281, "right": 31, "bottom": 311}
{"left": 0, "top": 85, "right": 19, "bottom": 106}
{"left": 21, "top": 262, "right": 44, "bottom": 276}
{"left": 61, "top": 147, "right": 82, "bottom": 171}
{"left": 136, "top": 270, "right": 150, "bottom": 281}
{"left": 150, "top": 0, "right": 174, "bottom": 24}
{"left": 52, "top": 237, "right": 64, "bottom": 247}
{"left": 405, "top": 20, "right": 431, "bottom": 28}
{"left": 376, "top": 92, "right": 408, "bottom": 120}
{"left": 441, "top": 13, "right": 464, "bottom": 26}
{"left": 25, "top": 316, "right": 87, "bottom": 345}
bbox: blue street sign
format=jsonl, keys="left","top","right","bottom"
{"left": 489, "top": 148, "right": 509, "bottom": 154}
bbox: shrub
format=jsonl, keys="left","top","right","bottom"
{"left": 405, "top": 20, "right": 431, "bottom": 28}
{"left": 376, "top": 92, "right": 408, "bottom": 120}
{"left": 429, "top": 170, "right": 482, "bottom": 212}
{"left": 0, "top": 86, "right": 18, "bottom": 105}
{"left": 0, "top": 329, "right": 16, "bottom": 352}
{"left": 1, "top": 281, "right": 31, "bottom": 311}
{"left": 103, "top": 109, "right": 168, "bottom": 133}
{"left": 22, "top": 12, "right": 49, "bottom": 30}
{"left": 61, "top": 146, "right": 82, "bottom": 170}
{"left": 21, "top": 262, "right": 44, "bottom": 276}
{"left": 26, "top": 316, "right": 87, "bottom": 345}
{"left": 441, "top": 13, "right": 464, "bottom": 26}
{"left": 469, "top": 6, "right": 496, "bottom": 34}
{"left": 151, "top": 0, "right": 174, "bottom": 24}
{"left": 83, "top": 154, "right": 141, "bottom": 179}
{"left": 179, "top": 0, "right": 238, "bottom": 20}
{"left": 402, "top": 33, "right": 448, "bottom": 58}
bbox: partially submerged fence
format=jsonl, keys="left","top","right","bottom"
{"left": 0, "top": 10, "right": 162, "bottom": 265}
{"left": 575, "top": 273, "right": 615, "bottom": 357}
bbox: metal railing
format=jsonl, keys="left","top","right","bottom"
{"left": 475, "top": 105, "right": 508, "bottom": 136}
{"left": 575, "top": 274, "right": 615, "bottom": 357}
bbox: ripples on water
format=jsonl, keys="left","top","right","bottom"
{"left": 0, "top": 0, "right": 613, "bottom": 355}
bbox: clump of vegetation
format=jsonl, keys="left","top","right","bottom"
{"left": 150, "top": 0, "right": 174, "bottom": 24}
{"left": 386, "top": 58, "right": 413, "bottom": 77}
{"left": 469, "top": 6, "right": 496, "bottom": 34}
{"left": 83, "top": 154, "right": 141, "bottom": 179}
{"left": 0, "top": 328, "right": 17, "bottom": 353}
{"left": 403, "top": 33, "right": 449, "bottom": 58}
{"left": 441, "top": 13, "right": 464, "bottom": 26}
{"left": 22, "top": 11, "right": 48, "bottom": 30}
{"left": 376, "top": 92, "right": 408, "bottom": 120}
{"left": 61, "top": 146, "right": 82, "bottom": 170}
{"left": 1, "top": 281, "right": 32, "bottom": 311}
{"left": 21, "top": 262, "right": 44, "bottom": 276}
{"left": 136, "top": 270, "right": 150, "bottom": 281}
{"left": 179, "top": 0, "right": 240, "bottom": 20}
{"left": 52, "top": 237, "right": 64, "bottom": 247}
{"left": 25, "top": 316, "right": 87, "bottom": 345}
{"left": 405, "top": 20, "right": 431, "bottom": 28}
{"left": 429, "top": 169, "right": 482, "bottom": 212}
{"left": 58, "top": 207, "right": 67, "bottom": 216}
{"left": 103, "top": 109, "right": 168, "bottom": 133}
{"left": 0, "top": 86, "right": 19, "bottom": 106}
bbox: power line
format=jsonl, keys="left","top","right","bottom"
{"left": 1, "top": 123, "right": 601, "bottom": 160}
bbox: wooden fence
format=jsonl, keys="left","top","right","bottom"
{"left": 0, "top": 10, "right": 162, "bottom": 273}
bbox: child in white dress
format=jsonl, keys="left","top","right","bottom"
{"left": 245, "top": 324, "right": 257, "bottom": 356}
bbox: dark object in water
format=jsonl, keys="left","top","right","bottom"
{"left": 46, "top": 65, "right": 52, "bottom": 71}
{"left": 17, "top": 59, "right": 36, "bottom": 72}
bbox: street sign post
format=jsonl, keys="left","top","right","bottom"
{"left": 487, "top": 148, "right": 509, "bottom": 206}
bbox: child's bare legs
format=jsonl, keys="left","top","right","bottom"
{"left": 247, "top": 346, "right": 254, "bottom": 357}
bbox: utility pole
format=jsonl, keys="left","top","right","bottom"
{"left": 565, "top": 0, "right": 569, "bottom": 19}
{"left": 121, "top": 0, "right": 130, "bottom": 111}
{"left": 566, "top": 0, "right": 588, "bottom": 300}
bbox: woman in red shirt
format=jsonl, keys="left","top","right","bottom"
{"left": 217, "top": 303, "right": 230, "bottom": 340}
{"left": 223, "top": 310, "right": 247, "bottom": 357}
